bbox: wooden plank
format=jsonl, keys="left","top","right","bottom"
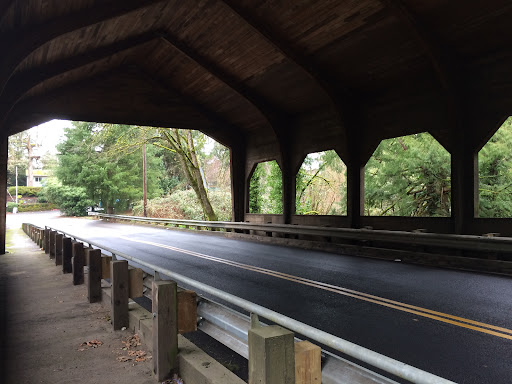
{"left": 152, "top": 280, "right": 178, "bottom": 381}
{"left": 71, "top": 241, "right": 84, "bottom": 285}
{"left": 101, "top": 255, "right": 112, "bottom": 279}
{"left": 295, "top": 341, "right": 321, "bottom": 384}
{"left": 177, "top": 289, "right": 197, "bottom": 334}
{"left": 87, "top": 249, "right": 102, "bottom": 303}
{"left": 111, "top": 260, "right": 129, "bottom": 330}
{"left": 128, "top": 266, "right": 143, "bottom": 298}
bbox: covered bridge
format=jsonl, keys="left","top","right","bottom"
{"left": 1, "top": 0, "right": 512, "bottom": 253}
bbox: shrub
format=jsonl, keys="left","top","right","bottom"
{"left": 7, "top": 202, "right": 17, "bottom": 213}
{"left": 39, "top": 182, "right": 93, "bottom": 216}
{"left": 7, "top": 186, "right": 42, "bottom": 197}
{"left": 133, "top": 189, "right": 232, "bottom": 221}
{"left": 18, "top": 203, "right": 58, "bottom": 212}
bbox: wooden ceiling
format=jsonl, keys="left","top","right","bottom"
{"left": 1, "top": 0, "right": 512, "bottom": 160}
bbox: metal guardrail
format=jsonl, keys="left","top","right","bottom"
{"left": 91, "top": 212, "right": 512, "bottom": 254}
{"left": 39, "top": 223, "right": 456, "bottom": 384}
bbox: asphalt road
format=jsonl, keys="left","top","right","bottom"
{"left": 10, "top": 212, "right": 512, "bottom": 383}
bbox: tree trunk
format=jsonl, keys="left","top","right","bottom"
{"left": 161, "top": 129, "right": 218, "bottom": 221}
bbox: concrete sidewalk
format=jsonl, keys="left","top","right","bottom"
{"left": 0, "top": 228, "right": 155, "bottom": 384}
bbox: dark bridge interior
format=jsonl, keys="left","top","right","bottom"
{"left": 1, "top": 0, "right": 512, "bottom": 253}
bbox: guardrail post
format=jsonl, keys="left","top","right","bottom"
{"left": 152, "top": 280, "right": 178, "bottom": 381}
{"left": 249, "top": 320, "right": 295, "bottom": 384}
{"left": 295, "top": 341, "right": 321, "bottom": 384}
{"left": 39, "top": 229, "right": 44, "bottom": 248}
{"left": 111, "top": 260, "right": 129, "bottom": 330}
{"left": 86, "top": 249, "right": 102, "bottom": 303}
{"left": 62, "top": 237, "right": 72, "bottom": 273}
{"left": 101, "top": 255, "right": 112, "bottom": 280}
{"left": 128, "top": 266, "right": 143, "bottom": 298}
{"left": 49, "top": 230, "right": 56, "bottom": 259}
{"left": 72, "top": 241, "right": 85, "bottom": 285}
{"left": 55, "top": 233, "right": 63, "bottom": 266}
{"left": 44, "top": 228, "right": 50, "bottom": 253}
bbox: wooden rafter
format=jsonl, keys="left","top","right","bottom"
{"left": 0, "top": 32, "right": 161, "bottom": 126}
{"left": 0, "top": 0, "right": 15, "bottom": 25}
{"left": 0, "top": 0, "right": 166, "bottom": 97}
{"left": 6, "top": 65, "right": 236, "bottom": 145}
{"left": 128, "top": 64, "right": 244, "bottom": 149}
{"left": 378, "top": 0, "right": 455, "bottom": 99}
{"left": 219, "top": 0, "right": 353, "bottom": 122}
{"left": 159, "top": 35, "right": 284, "bottom": 141}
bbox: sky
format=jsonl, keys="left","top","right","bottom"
{"left": 28, "top": 119, "right": 72, "bottom": 155}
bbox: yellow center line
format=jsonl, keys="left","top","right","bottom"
{"left": 120, "top": 236, "right": 512, "bottom": 341}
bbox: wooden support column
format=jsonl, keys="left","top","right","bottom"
{"left": 86, "top": 249, "right": 102, "bottom": 303}
{"left": 230, "top": 144, "right": 246, "bottom": 222}
{"left": 55, "top": 233, "right": 63, "bottom": 266}
{"left": 111, "top": 260, "right": 129, "bottom": 330}
{"left": 346, "top": 160, "right": 365, "bottom": 228}
{"left": 451, "top": 133, "right": 478, "bottom": 234}
{"left": 249, "top": 324, "right": 295, "bottom": 383}
{"left": 0, "top": 135, "right": 7, "bottom": 255}
{"left": 281, "top": 151, "right": 295, "bottom": 225}
{"left": 152, "top": 280, "right": 178, "bottom": 381}
{"left": 72, "top": 241, "right": 84, "bottom": 285}
{"left": 62, "top": 237, "right": 72, "bottom": 273}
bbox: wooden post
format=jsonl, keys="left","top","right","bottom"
{"left": 249, "top": 324, "right": 295, "bottom": 384}
{"left": 101, "top": 255, "right": 112, "bottom": 279}
{"left": 49, "top": 230, "right": 56, "bottom": 259}
{"left": 55, "top": 233, "right": 63, "bottom": 266}
{"left": 39, "top": 229, "right": 44, "bottom": 248}
{"left": 177, "top": 289, "right": 197, "bottom": 334}
{"left": 111, "top": 260, "right": 129, "bottom": 330}
{"left": 128, "top": 266, "right": 143, "bottom": 298}
{"left": 295, "top": 341, "right": 321, "bottom": 384}
{"left": 87, "top": 249, "right": 102, "bottom": 303}
{"left": 62, "top": 237, "right": 72, "bottom": 273}
{"left": 152, "top": 280, "right": 178, "bottom": 381}
{"left": 72, "top": 241, "right": 84, "bottom": 285}
{"left": 44, "top": 228, "right": 50, "bottom": 253}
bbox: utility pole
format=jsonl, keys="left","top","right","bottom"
{"left": 143, "top": 143, "right": 147, "bottom": 217}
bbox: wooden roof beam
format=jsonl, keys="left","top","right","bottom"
{"left": 219, "top": 0, "right": 353, "bottom": 122}
{"left": 159, "top": 35, "right": 285, "bottom": 141}
{"left": 378, "top": 0, "right": 455, "bottom": 101}
{"left": 0, "top": 32, "right": 162, "bottom": 126}
{"left": 0, "top": 0, "right": 166, "bottom": 97}
{"left": 0, "top": 0, "right": 15, "bottom": 25}
{"left": 132, "top": 64, "right": 245, "bottom": 149}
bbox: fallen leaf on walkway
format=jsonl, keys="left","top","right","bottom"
{"left": 80, "top": 339, "right": 103, "bottom": 349}
{"left": 122, "top": 334, "right": 141, "bottom": 349}
{"left": 117, "top": 356, "right": 132, "bottom": 362}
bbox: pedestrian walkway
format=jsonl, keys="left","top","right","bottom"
{"left": 0, "top": 227, "right": 155, "bottom": 384}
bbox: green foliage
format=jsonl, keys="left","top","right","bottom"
{"left": 55, "top": 122, "right": 162, "bottom": 213}
{"left": 133, "top": 189, "right": 232, "bottom": 221}
{"left": 41, "top": 181, "right": 93, "bottom": 216}
{"left": 365, "top": 133, "right": 451, "bottom": 217}
{"left": 296, "top": 150, "right": 347, "bottom": 215}
{"left": 18, "top": 203, "right": 58, "bottom": 212}
{"left": 478, "top": 117, "right": 512, "bottom": 217}
{"left": 7, "top": 202, "right": 17, "bottom": 213}
{"left": 248, "top": 160, "right": 282, "bottom": 214}
{"left": 7, "top": 186, "right": 41, "bottom": 197}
